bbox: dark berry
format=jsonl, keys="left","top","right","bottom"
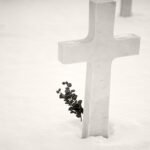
{"left": 72, "top": 94, "right": 77, "bottom": 100}
{"left": 67, "top": 83, "right": 72, "bottom": 87}
{"left": 62, "top": 82, "right": 66, "bottom": 85}
{"left": 59, "top": 93, "right": 64, "bottom": 99}
{"left": 71, "top": 89, "right": 75, "bottom": 93}
{"left": 56, "top": 88, "right": 61, "bottom": 94}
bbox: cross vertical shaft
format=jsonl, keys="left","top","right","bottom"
{"left": 82, "top": 61, "right": 112, "bottom": 138}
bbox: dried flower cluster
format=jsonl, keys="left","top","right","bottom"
{"left": 56, "top": 81, "right": 83, "bottom": 121}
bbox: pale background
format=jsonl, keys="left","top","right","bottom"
{"left": 0, "top": 0, "right": 150, "bottom": 149}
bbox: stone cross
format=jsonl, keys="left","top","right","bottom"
{"left": 58, "top": 0, "right": 140, "bottom": 138}
{"left": 120, "top": 0, "right": 132, "bottom": 17}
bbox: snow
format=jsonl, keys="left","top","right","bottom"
{"left": 0, "top": 0, "right": 150, "bottom": 149}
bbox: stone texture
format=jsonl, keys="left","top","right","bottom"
{"left": 58, "top": 0, "right": 140, "bottom": 138}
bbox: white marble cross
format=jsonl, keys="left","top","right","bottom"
{"left": 58, "top": 0, "right": 140, "bottom": 138}
{"left": 120, "top": 0, "right": 132, "bottom": 17}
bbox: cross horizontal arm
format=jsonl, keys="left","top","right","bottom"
{"left": 58, "top": 38, "right": 92, "bottom": 64}
{"left": 114, "top": 34, "right": 140, "bottom": 58}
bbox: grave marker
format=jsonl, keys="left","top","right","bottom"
{"left": 58, "top": 0, "right": 140, "bottom": 138}
{"left": 120, "top": 0, "right": 132, "bottom": 17}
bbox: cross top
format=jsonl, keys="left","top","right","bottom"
{"left": 58, "top": 0, "right": 140, "bottom": 138}
{"left": 88, "top": 0, "right": 115, "bottom": 38}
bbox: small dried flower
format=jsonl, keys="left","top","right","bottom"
{"left": 56, "top": 81, "right": 83, "bottom": 121}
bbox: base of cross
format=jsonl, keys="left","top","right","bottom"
{"left": 58, "top": 0, "right": 140, "bottom": 139}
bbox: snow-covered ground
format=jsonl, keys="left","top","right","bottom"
{"left": 0, "top": 0, "right": 150, "bottom": 149}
